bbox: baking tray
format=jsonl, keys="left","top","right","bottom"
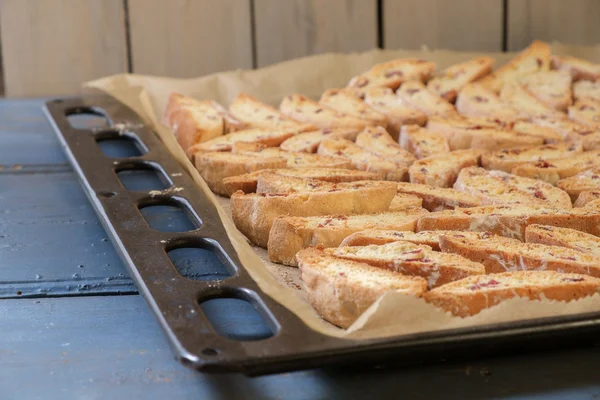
{"left": 44, "top": 95, "right": 600, "bottom": 376}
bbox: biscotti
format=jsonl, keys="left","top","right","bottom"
{"left": 327, "top": 241, "right": 485, "bottom": 288}
{"left": 396, "top": 182, "right": 482, "bottom": 211}
{"left": 280, "top": 94, "right": 374, "bottom": 130}
{"left": 423, "top": 270, "right": 600, "bottom": 317}
{"left": 396, "top": 81, "right": 458, "bottom": 118}
{"left": 568, "top": 99, "right": 600, "bottom": 128}
{"left": 525, "top": 224, "right": 600, "bottom": 256}
{"left": 229, "top": 93, "right": 314, "bottom": 132}
{"left": 354, "top": 126, "right": 416, "bottom": 166}
{"left": 409, "top": 149, "right": 483, "bottom": 188}
{"left": 518, "top": 70, "right": 573, "bottom": 111}
{"left": 388, "top": 193, "right": 424, "bottom": 211}
{"left": 255, "top": 173, "right": 395, "bottom": 196}
{"left": 222, "top": 168, "right": 382, "bottom": 196}
{"left": 187, "top": 128, "right": 298, "bottom": 155}
{"left": 416, "top": 204, "right": 600, "bottom": 240}
{"left": 575, "top": 190, "right": 600, "bottom": 207}
{"left": 455, "top": 83, "right": 521, "bottom": 121}
{"left": 318, "top": 137, "right": 409, "bottom": 181}
{"left": 427, "top": 57, "right": 494, "bottom": 102}
{"left": 531, "top": 117, "right": 600, "bottom": 148}
{"left": 319, "top": 89, "right": 388, "bottom": 127}
{"left": 510, "top": 149, "right": 600, "bottom": 185}
{"left": 340, "top": 229, "right": 488, "bottom": 250}
{"left": 297, "top": 247, "right": 427, "bottom": 328}
{"left": 279, "top": 128, "right": 360, "bottom": 153}
{"left": 439, "top": 233, "right": 600, "bottom": 277}
{"left": 552, "top": 54, "right": 600, "bottom": 81}
{"left": 231, "top": 183, "right": 397, "bottom": 247}
{"left": 347, "top": 58, "right": 436, "bottom": 93}
{"left": 194, "top": 152, "right": 287, "bottom": 195}
{"left": 267, "top": 207, "right": 428, "bottom": 266}
{"left": 510, "top": 121, "right": 564, "bottom": 144}
{"left": 557, "top": 167, "right": 600, "bottom": 201}
{"left": 476, "top": 40, "right": 551, "bottom": 93}
{"left": 500, "top": 82, "right": 566, "bottom": 120}
{"left": 399, "top": 125, "right": 450, "bottom": 159}
{"left": 573, "top": 80, "right": 600, "bottom": 103}
{"left": 241, "top": 147, "right": 352, "bottom": 169}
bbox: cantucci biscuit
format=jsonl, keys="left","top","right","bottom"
{"left": 525, "top": 225, "right": 600, "bottom": 256}
{"left": 455, "top": 83, "right": 521, "bottom": 121}
{"left": 254, "top": 173, "right": 393, "bottom": 195}
{"left": 188, "top": 128, "right": 298, "bottom": 155}
{"left": 355, "top": 126, "right": 416, "bottom": 166}
{"left": 319, "top": 89, "right": 388, "bottom": 127}
{"left": 396, "top": 182, "right": 482, "bottom": 211}
{"left": 557, "top": 167, "right": 600, "bottom": 201}
{"left": 574, "top": 190, "right": 600, "bottom": 207}
{"left": 279, "top": 128, "right": 360, "bottom": 153}
{"left": 347, "top": 58, "right": 436, "bottom": 93}
{"left": 409, "top": 149, "right": 482, "bottom": 188}
{"left": 481, "top": 142, "right": 583, "bottom": 172}
{"left": 388, "top": 193, "right": 424, "bottom": 211}
{"left": 511, "top": 149, "right": 600, "bottom": 184}
{"left": 427, "top": 56, "right": 494, "bottom": 102}
{"left": 573, "top": 80, "right": 600, "bottom": 103}
{"left": 399, "top": 125, "right": 450, "bottom": 159}
{"left": 552, "top": 54, "right": 600, "bottom": 81}
{"left": 229, "top": 93, "right": 314, "bottom": 132}
{"left": 510, "top": 121, "right": 564, "bottom": 143}
{"left": 340, "top": 229, "right": 488, "bottom": 250}
{"left": 518, "top": 70, "right": 573, "bottom": 111}
{"left": 241, "top": 147, "right": 352, "bottom": 169}
{"left": 569, "top": 99, "right": 600, "bottom": 129}
{"left": 500, "top": 82, "right": 566, "bottom": 120}
{"left": 531, "top": 117, "right": 600, "bottom": 150}
{"left": 396, "top": 81, "right": 458, "bottom": 118}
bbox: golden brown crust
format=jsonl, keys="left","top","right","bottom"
{"left": 409, "top": 149, "right": 483, "bottom": 188}
{"left": 229, "top": 93, "right": 314, "bottom": 131}
{"left": 396, "top": 182, "right": 482, "bottom": 211}
{"left": 427, "top": 57, "right": 494, "bottom": 103}
{"left": 279, "top": 128, "right": 360, "bottom": 153}
{"left": 525, "top": 224, "right": 600, "bottom": 256}
{"left": 574, "top": 190, "right": 600, "bottom": 208}
{"left": 481, "top": 142, "right": 583, "bottom": 173}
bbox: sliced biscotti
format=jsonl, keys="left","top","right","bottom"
{"left": 426, "top": 117, "right": 543, "bottom": 150}
{"left": 518, "top": 70, "right": 573, "bottom": 111}
{"left": 297, "top": 247, "right": 427, "bottom": 328}
{"left": 511, "top": 149, "right": 600, "bottom": 185}
{"left": 222, "top": 168, "right": 382, "bottom": 196}
{"left": 568, "top": 99, "right": 600, "bottom": 129}
{"left": 255, "top": 173, "right": 393, "bottom": 195}
{"left": 439, "top": 233, "right": 600, "bottom": 277}
{"left": 455, "top": 83, "right": 521, "bottom": 121}
{"left": 409, "top": 149, "right": 483, "bottom": 188}
{"left": 347, "top": 58, "right": 436, "bottom": 93}
{"left": 340, "top": 229, "right": 488, "bottom": 250}
{"left": 396, "top": 182, "right": 482, "bottom": 211}
{"left": 364, "top": 87, "right": 428, "bottom": 138}
{"left": 280, "top": 94, "right": 374, "bottom": 130}
{"left": 417, "top": 204, "right": 600, "bottom": 240}
{"left": 423, "top": 270, "right": 600, "bottom": 317}
{"left": 525, "top": 225, "right": 600, "bottom": 257}
{"left": 187, "top": 128, "right": 298, "bottom": 155}
{"left": 573, "top": 80, "right": 600, "bottom": 103}
{"left": 476, "top": 40, "right": 552, "bottom": 93}
{"left": 388, "top": 193, "right": 423, "bottom": 211}
{"left": 399, "top": 125, "right": 450, "bottom": 159}
{"left": 267, "top": 208, "right": 429, "bottom": 266}
{"left": 532, "top": 117, "right": 600, "bottom": 144}
{"left": 500, "top": 82, "right": 566, "bottom": 120}
{"left": 454, "top": 167, "right": 572, "bottom": 209}
{"left": 482, "top": 143, "right": 582, "bottom": 173}
{"left": 228, "top": 93, "right": 314, "bottom": 132}
{"left": 427, "top": 56, "right": 494, "bottom": 102}
{"left": 557, "top": 167, "right": 600, "bottom": 201}
{"left": 318, "top": 137, "right": 409, "bottom": 181}
{"left": 552, "top": 54, "right": 600, "bottom": 81}
{"left": 510, "top": 121, "right": 564, "bottom": 144}
{"left": 194, "top": 152, "right": 287, "bottom": 196}
{"left": 279, "top": 128, "right": 360, "bottom": 153}
{"left": 242, "top": 148, "right": 352, "bottom": 169}
{"left": 355, "top": 126, "right": 416, "bottom": 166}
{"left": 319, "top": 89, "right": 388, "bottom": 127}
{"left": 327, "top": 242, "right": 485, "bottom": 289}
{"left": 396, "top": 81, "right": 458, "bottom": 118}
{"left": 575, "top": 190, "right": 600, "bottom": 207}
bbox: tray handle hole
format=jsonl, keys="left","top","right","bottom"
{"left": 97, "top": 135, "right": 147, "bottom": 158}
{"left": 117, "top": 165, "right": 172, "bottom": 191}
{"left": 201, "top": 348, "right": 219, "bottom": 357}
{"left": 167, "top": 244, "right": 233, "bottom": 281}
{"left": 66, "top": 107, "right": 111, "bottom": 130}
{"left": 139, "top": 203, "right": 200, "bottom": 232}
{"left": 97, "top": 191, "right": 117, "bottom": 198}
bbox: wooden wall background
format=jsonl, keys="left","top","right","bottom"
{"left": 0, "top": 0, "right": 599, "bottom": 97}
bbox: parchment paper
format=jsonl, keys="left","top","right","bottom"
{"left": 85, "top": 42, "right": 600, "bottom": 340}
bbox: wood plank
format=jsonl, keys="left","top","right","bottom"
{"left": 508, "top": 0, "right": 600, "bottom": 50}
{"left": 128, "top": 0, "right": 253, "bottom": 77}
{"left": 0, "top": 0, "right": 128, "bottom": 97}
{"left": 254, "top": 0, "right": 378, "bottom": 68}
{"left": 383, "top": 0, "right": 504, "bottom": 51}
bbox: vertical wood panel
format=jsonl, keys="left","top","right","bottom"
{"left": 0, "top": 0, "right": 128, "bottom": 97}
{"left": 254, "top": 0, "right": 378, "bottom": 68}
{"left": 128, "top": 0, "right": 253, "bottom": 77}
{"left": 383, "top": 0, "right": 503, "bottom": 51}
{"left": 508, "top": 0, "right": 600, "bottom": 51}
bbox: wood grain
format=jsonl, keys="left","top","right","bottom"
{"left": 254, "top": 0, "right": 378, "bottom": 68}
{"left": 128, "top": 0, "right": 253, "bottom": 77}
{"left": 0, "top": 0, "right": 128, "bottom": 97}
{"left": 383, "top": 0, "right": 504, "bottom": 51}
{"left": 508, "top": 0, "right": 600, "bottom": 50}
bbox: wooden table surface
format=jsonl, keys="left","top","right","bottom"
{"left": 2, "top": 98, "right": 600, "bottom": 400}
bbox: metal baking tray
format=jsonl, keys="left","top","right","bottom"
{"left": 45, "top": 95, "right": 600, "bottom": 376}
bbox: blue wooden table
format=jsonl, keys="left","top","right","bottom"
{"left": 2, "top": 98, "right": 600, "bottom": 400}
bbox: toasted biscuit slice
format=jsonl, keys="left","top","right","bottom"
{"left": 318, "top": 137, "right": 409, "bottom": 181}
{"left": 454, "top": 167, "right": 571, "bottom": 208}
{"left": 481, "top": 142, "right": 583, "bottom": 172}
{"left": 355, "top": 126, "right": 416, "bottom": 165}
{"left": 255, "top": 173, "right": 392, "bottom": 195}
{"left": 364, "top": 87, "right": 428, "bottom": 139}
{"left": 500, "top": 82, "right": 566, "bottom": 120}
{"left": 399, "top": 125, "right": 450, "bottom": 159}
{"left": 188, "top": 128, "right": 297, "bottom": 155}
{"left": 327, "top": 241, "right": 485, "bottom": 288}
{"left": 280, "top": 94, "right": 374, "bottom": 130}
{"left": 242, "top": 147, "right": 352, "bottom": 169}
{"left": 340, "top": 229, "right": 488, "bottom": 249}
{"left": 510, "top": 121, "right": 564, "bottom": 143}
{"left": 427, "top": 56, "right": 494, "bottom": 102}
{"left": 319, "top": 89, "right": 388, "bottom": 127}
{"left": 297, "top": 247, "right": 427, "bottom": 328}
{"left": 268, "top": 207, "right": 428, "bottom": 266}
{"left": 347, "top": 58, "right": 436, "bottom": 93}
{"left": 396, "top": 81, "right": 458, "bottom": 118}
{"left": 279, "top": 128, "right": 360, "bottom": 153}
{"left": 455, "top": 83, "right": 521, "bottom": 121}
{"left": 573, "top": 80, "right": 600, "bottom": 103}
{"left": 388, "top": 193, "right": 424, "bottom": 211}
{"left": 424, "top": 270, "right": 600, "bottom": 317}
{"left": 409, "top": 149, "right": 482, "bottom": 188}
{"left": 557, "top": 167, "right": 600, "bottom": 201}
{"left": 229, "top": 93, "right": 314, "bottom": 131}
{"left": 396, "top": 182, "right": 482, "bottom": 211}
{"left": 552, "top": 55, "right": 600, "bottom": 81}
{"left": 575, "top": 190, "right": 600, "bottom": 208}
{"left": 511, "top": 149, "right": 600, "bottom": 184}
{"left": 476, "top": 40, "right": 552, "bottom": 93}
{"left": 525, "top": 225, "right": 600, "bottom": 256}
{"left": 531, "top": 117, "right": 600, "bottom": 150}
{"left": 569, "top": 99, "right": 600, "bottom": 128}
{"left": 518, "top": 71, "right": 573, "bottom": 111}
